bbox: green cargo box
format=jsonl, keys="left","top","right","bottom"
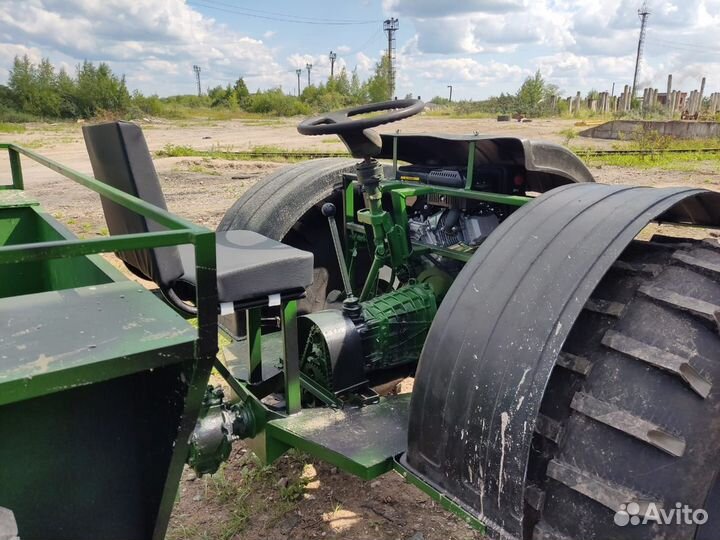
{"left": 0, "top": 144, "right": 218, "bottom": 540}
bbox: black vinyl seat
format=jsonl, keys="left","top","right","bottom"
{"left": 82, "top": 121, "right": 313, "bottom": 310}
{"left": 174, "top": 229, "right": 312, "bottom": 303}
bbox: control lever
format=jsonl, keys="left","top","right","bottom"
{"left": 322, "top": 203, "right": 362, "bottom": 320}
{"left": 322, "top": 203, "right": 353, "bottom": 297}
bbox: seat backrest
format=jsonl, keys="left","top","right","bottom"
{"left": 82, "top": 121, "right": 183, "bottom": 288}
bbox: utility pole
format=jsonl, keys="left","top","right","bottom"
{"left": 383, "top": 17, "right": 399, "bottom": 98}
{"left": 329, "top": 51, "right": 337, "bottom": 79}
{"left": 306, "top": 63, "right": 313, "bottom": 87}
{"left": 631, "top": 1, "right": 650, "bottom": 100}
{"left": 192, "top": 65, "right": 202, "bottom": 97}
{"left": 447, "top": 85, "right": 453, "bottom": 103}
{"left": 296, "top": 69, "right": 302, "bottom": 96}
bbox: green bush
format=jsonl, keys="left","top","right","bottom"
{"left": 243, "top": 89, "right": 310, "bottom": 116}
{"left": 0, "top": 105, "right": 36, "bottom": 123}
{"left": 131, "top": 92, "right": 164, "bottom": 116}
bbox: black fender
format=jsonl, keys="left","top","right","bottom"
{"left": 404, "top": 183, "right": 720, "bottom": 538}
{"left": 379, "top": 134, "right": 595, "bottom": 190}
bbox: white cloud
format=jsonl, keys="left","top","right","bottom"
{"left": 0, "top": 0, "right": 718, "bottom": 100}
{"left": 355, "top": 52, "right": 375, "bottom": 74}
{"left": 383, "top": 0, "right": 526, "bottom": 17}
{"left": 0, "top": 0, "right": 286, "bottom": 94}
{"left": 391, "top": 0, "right": 720, "bottom": 98}
{"left": 0, "top": 44, "right": 44, "bottom": 76}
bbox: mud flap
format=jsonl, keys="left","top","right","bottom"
{"left": 404, "top": 183, "right": 720, "bottom": 539}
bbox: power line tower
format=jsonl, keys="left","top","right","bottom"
{"left": 306, "top": 63, "right": 313, "bottom": 87}
{"left": 296, "top": 68, "right": 302, "bottom": 96}
{"left": 383, "top": 17, "right": 399, "bottom": 98}
{"left": 192, "top": 65, "right": 202, "bottom": 97}
{"left": 329, "top": 51, "right": 337, "bottom": 79}
{"left": 631, "top": 1, "right": 650, "bottom": 100}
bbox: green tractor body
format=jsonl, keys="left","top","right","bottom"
{"left": 1, "top": 100, "right": 719, "bottom": 540}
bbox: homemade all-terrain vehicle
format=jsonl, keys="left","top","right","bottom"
{"left": 1, "top": 99, "right": 719, "bottom": 540}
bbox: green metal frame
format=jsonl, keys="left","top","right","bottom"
{"left": 0, "top": 143, "right": 219, "bottom": 540}
{"left": 230, "top": 143, "right": 537, "bottom": 479}
{"left": 2, "top": 138, "right": 501, "bottom": 534}
{"left": 393, "top": 459, "right": 486, "bottom": 532}
{"left": 342, "top": 167, "right": 533, "bottom": 302}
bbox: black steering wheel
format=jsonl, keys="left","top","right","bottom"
{"left": 297, "top": 99, "right": 424, "bottom": 136}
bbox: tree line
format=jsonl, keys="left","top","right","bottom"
{"left": 1, "top": 55, "right": 602, "bottom": 122}
{"left": 0, "top": 54, "right": 395, "bottom": 121}
{"left": 0, "top": 56, "right": 132, "bottom": 121}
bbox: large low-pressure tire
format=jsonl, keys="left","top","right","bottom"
{"left": 529, "top": 235, "right": 720, "bottom": 540}
{"left": 405, "top": 183, "right": 720, "bottom": 540}
{"left": 218, "top": 158, "right": 358, "bottom": 313}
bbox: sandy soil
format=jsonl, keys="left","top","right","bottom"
{"left": 1, "top": 117, "right": 718, "bottom": 540}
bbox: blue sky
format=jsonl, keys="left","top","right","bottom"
{"left": 1, "top": 0, "right": 718, "bottom": 101}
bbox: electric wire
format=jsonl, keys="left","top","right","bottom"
{"left": 646, "top": 38, "right": 720, "bottom": 54}
{"left": 187, "top": 0, "right": 379, "bottom": 25}
{"left": 192, "top": 0, "right": 380, "bottom": 23}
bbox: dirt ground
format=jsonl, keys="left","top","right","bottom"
{"left": 5, "top": 115, "right": 718, "bottom": 238}
{"left": 2, "top": 116, "right": 718, "bottom": 540}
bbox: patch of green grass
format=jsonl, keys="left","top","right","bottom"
{"left": 321, "top": 137, "right": 341, "bottom": 144}
{"left": 218, "top": 508, "right": 251, "bottom": 540}
{"left": 21, "top": 139, "right": 46, "bottom": 149}
{"left": 156, "top": 144, "right": 197, "bottom": 157}
{"left": 424, "top": 108, "right": 496, "bottom": 119}
{"left": 573, "top": 149, "right": 720, "bottom": 172}
{"left": 156, "top": 143, "right": 342, "bottom": 163}
{"left": 279, "top": 476, "right": 308, "bottom": 502}
{"left": 249, "top": 144, "right": 291, "bottom": 153}
{"left": 156, "top": 106, "right": 287, "bottom": 122}
{"left": 0, "top": 122, "right": 25, "bottom": 134}
{"left": 209, "top": 466, "right": 242, "bottom": 504}
{"left": 166, "top": 524, "right": 209, "bottom": 540}
{"left": 559, "top": 127, "right": 578, "bottom": 146}
{"left": 241, "top": 118, "right": 286, "bottom": 126}
{"left": 185, "top": 164, "right": 220, "bottom": 175}
{"left": 575, "top": 134, "right": 720, "bottom": 170}
{"left": 579, "top": 150, "right": 720, "bottom": 170}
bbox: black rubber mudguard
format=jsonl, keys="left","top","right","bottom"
{"left": 378, "top": 133, "right": 596, "bottom": 190}
{"left": 404, "top": 183, "right": 720, "bottom": 539}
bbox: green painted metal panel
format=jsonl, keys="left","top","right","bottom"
{"left": 0, "top": 190, "right": 38, "bottom": 208}
{"left": 0, "top": 206, "right": 119, "bottom": 298}
{"left": 8, "top": 147, "right": 23, "bottom": 190}
{"left": 0, "top": 281, "right": 196, "bottom": 406}
{"left": 0, "top": 360, "right": 196, "bottom": 540}
{"left": 267, "top": 394, "right": 411, "bottom": 480}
